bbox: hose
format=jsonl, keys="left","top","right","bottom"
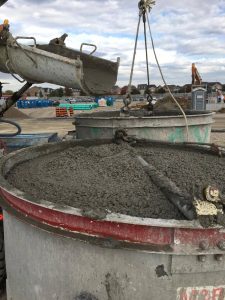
{"left": 146, "top": 14, "right": 190, "bottom": 142}
{"left": 212, "top": 129, "right": 225, "bottom": 133}
{"left": 0, "top": 118, "right": 21, "bottom": 137}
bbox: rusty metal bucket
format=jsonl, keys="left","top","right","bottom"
{"left": 0, "top": 140, "right": 225, "bottom": 299}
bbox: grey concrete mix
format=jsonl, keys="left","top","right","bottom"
{"left": 6, "top": 142, "right": 225, "bottom": 220}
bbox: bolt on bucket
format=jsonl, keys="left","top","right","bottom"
{"left": 0, "top": 139, "right": 225, "bottom": 299}
{"left": 74, "top": 110, "right": 214, "bottom": 143}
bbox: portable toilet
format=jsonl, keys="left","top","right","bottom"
{"left": 192, "top": 87, "right": 207, "bottom": 110}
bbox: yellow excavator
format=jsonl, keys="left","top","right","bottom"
{"left": 191, "top": 63, "right": 202, "bottom": 86}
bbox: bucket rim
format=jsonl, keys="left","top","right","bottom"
{"left": 0, "top": 139, "right": 224, "bottom": 230}
{"left": 75, "top": 110, "right": 215, "bottom": 121}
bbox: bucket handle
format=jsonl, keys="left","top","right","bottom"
{"left": 5, "top": 60, "right": 25, "bottom": 83}
{"left": 80, "top": 43, "right": 97, "bottom": 55}
{"left": 13, "top": 37, "right": 38, "bottom": 68}
{"left": 15, "top": 36, "right": 37, "bottom": 47}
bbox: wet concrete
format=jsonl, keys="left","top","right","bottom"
{"left": 6, "top": 142, "right": 225, "bottom": 220}
{"left": 74, "top": 292, "right": 98, "bottom": 300}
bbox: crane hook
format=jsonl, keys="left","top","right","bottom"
{"left": 138, "top": 0, "right": 155, "bottom": 14}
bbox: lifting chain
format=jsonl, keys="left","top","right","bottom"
{"left": 122, "top": 0, "right": 156, "bottom": 113}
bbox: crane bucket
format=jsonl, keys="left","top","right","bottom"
{"left": 37, "top": 43, "right": 120, "bottom": 95}
{"left": 0, "top": 37, "right": 119, "bottom": 95}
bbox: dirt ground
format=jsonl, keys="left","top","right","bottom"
{"left": 0, "top": 118, "right": 74, "bottom": 137}
{"left": 0, "top": 103, "right": 124, "bottom": 137}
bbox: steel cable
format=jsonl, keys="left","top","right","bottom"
{"left": 126, "top": 14, "right": 142, "bottom": 100}
{"left": 146, "top": 14, "right": 190, "bottom": 142}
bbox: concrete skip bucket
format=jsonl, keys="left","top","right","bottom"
{"left": 1, "top": 139, "right": 225, "bottom": 299}
{"left": 0, "top": 33, "right": 120, "bottom": 95}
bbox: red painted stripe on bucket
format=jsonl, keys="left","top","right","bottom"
{"left": 1, "top": 189, "right": 172, "bottom": 246}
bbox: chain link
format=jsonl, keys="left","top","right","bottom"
{"left": 122, "top": 0, "right": 155, "bottom": 113}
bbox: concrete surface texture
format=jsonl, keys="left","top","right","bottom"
{"left": 6, "top": 139, "right": 225, "bottom": 222}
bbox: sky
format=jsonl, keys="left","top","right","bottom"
{"left": 0, "top": 0, "right": 225, "bottom": 92}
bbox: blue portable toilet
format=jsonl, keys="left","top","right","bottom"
{"left": 95, "top": 97, "right": 100, "bottom": 104}
{"left": 17, "top": 100, "right": 21, "bottom": 109}
{"left": 106, "top": 96, "right": 114, "bottom": 106}
{"left": 24, "top": 101, "right": 28, "bottom": 109}
{"left": 30, "top": 100, "right": 35, "bottom": 108}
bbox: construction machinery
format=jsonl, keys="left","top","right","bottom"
{"left": 192, "top": 63, "right": 202, "bottom": 86}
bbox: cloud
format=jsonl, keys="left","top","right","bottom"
{"left": 0, "top": 0, "right": 224, "bottom": 91}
